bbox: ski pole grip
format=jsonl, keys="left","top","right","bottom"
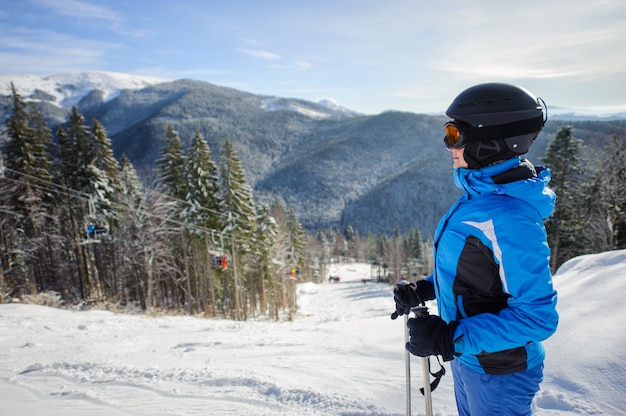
{"left": 411, "top": 305, "right": 429, "bottom": 319}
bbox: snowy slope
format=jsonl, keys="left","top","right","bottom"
{"left": 1, "top": 250, "right": 625, "bottom": 415}
{"left": 0, "top": 71, "right": 169, "bottom": 108}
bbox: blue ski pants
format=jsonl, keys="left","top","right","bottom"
{"left": 451, "top": 359, "right": 543, "bottom": 416}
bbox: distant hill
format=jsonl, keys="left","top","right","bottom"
{"left": 2, "top": 72, "right": 626, "bottom": 236}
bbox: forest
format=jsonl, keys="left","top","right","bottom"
{"left": 1, "top": 83, "right": 625, "bottom": 320}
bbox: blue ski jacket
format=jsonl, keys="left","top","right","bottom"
{"left": 428, "top": 157, "right": 559, "bottom": 375}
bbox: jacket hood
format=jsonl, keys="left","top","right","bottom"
{"left": 453, "top": 157, "right": 556, "bottom": 219}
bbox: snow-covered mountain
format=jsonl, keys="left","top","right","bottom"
{"left": 2, "top": 71, "right": 625, "bottom": 235}
{"left": 1, "top": 71, "right": 360, "bottom": 120}
{"left": 0, "top": 71, "right": 169, "bottom": 109}
{"left": 2, "top": 71, "right": 624, "bottom": 121}
{"left": 259, "top": 97, "right": 358, "bottom": 120}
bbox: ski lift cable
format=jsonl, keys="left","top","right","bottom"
{"left": 1, "top": 167, "right": 235, "bottom": 240}
{"left": 2, "top": 167, "right": 96, "bottom": 201}
{"left": 2, "top": 167, "right": 224, "bottom": 221}
{"left": 3, "top": 166, "right": 249, "bottom": 243}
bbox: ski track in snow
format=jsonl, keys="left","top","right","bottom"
{"left": 2, "top": 252, "right": 626, "bottom": 415}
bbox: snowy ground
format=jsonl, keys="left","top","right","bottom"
{"left": 1, "top": 250, "right": 625, "bottom": 415}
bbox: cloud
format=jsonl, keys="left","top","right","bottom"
{"left": 239, "top": 48, "right": 281, "bottom": 60}
{"left": 31, "top": 0, "right": 121, "bottom": 22}
{"left": 270, "top": 60, "right": 312, "bottom": 72}
{"left": 0, "top": 27, "right": 119, "bottom": 74}
{"left": 28, "top": 0, "right": 150, "bottom": 38}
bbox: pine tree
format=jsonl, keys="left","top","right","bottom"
{"left": 183, "top": 130, "right": 222, "bottom": 234}
{"left": 286, "top": 208, "right": 306, "bottom": 274}
{"left": 542, "top": 125, "right": 585, "bottom": 271}
{"left": 58, "top": 107, "right": 97, "bottom": 193}
{"left": 155, "top": 124, "right": 186, "bottom": 201}
{"left": 118, "top": 155, "right": 145, "bottom": 215}
{"left": 154, "top": 124, "right": 190, "bottom": 312}
{"left": 3, "top": 83, "right": 55, "bottom": 230}
{"left": 219, "top": 139, "right": 257, "bottom": 319}
{"left": 182, "top": 130, "right": 223, "bottom": 314}
{"left": 582, "top": 135, "right": 626, "bottom": 251}
{"left": 1, "top": 84, "right": 57, "bottom": 297}
{"left": 405, "top": 227, "right": 426, "bottom": 276}
{"left": 90, "top": 120, "right": 121, "bottom": 217}
{"left": 54, "top": 108, "right": 123, "bottom": 301}
{"left": 86, "top": 120, "right": 123, "bottom": 301}
{"left": 251, "top": 204, "right": 277, "bottom": 317}
{"left": 220, "top": 140, "right": 257, "bottom": 244}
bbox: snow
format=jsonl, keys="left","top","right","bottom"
{"left": 1, "top": 250, "right": 625, "bottom": 415}
{"left": 0, "top": 71, "right": 168, "bottom": 108}
{"left": 317, "top": 98, "right": 359, "bottom": 115}
{"left": 260, "top": 98, "right": 333, "bottom": 120}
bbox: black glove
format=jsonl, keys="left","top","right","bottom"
{"left": 406, "top": 315, "right": 459, "bottom": 361}
{"left": 391, "top": 280, "right": 435, "bottom": 320}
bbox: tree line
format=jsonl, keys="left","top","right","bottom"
{"left": 1, "top": 82, "right": 625, "bottom": 320}
{"left": 543, "top": 125, "right": 626, "bottom": 271}
{"left": 0, "top": 84, "right": 309, "bottom": 320}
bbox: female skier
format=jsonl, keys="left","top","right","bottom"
{"left": 393, "top": 83, "right": 559, "bottom": 415}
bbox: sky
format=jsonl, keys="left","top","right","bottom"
{"left": 1, "top": 0, "right": 626, "bottom": 115}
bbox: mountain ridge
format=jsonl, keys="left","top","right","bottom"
{"left": 2, "top": 72, "right": 626, "bottom": 235}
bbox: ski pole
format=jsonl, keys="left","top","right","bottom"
{"left": 393, "top": 280, "right": 412, "bottom": 416}
{"left": 403, "top": 311, "right": 411, "bottom": 416}
{"left": 411, "top": 305, "right": 433, "bottom": 416}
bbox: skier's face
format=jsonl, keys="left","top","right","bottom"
{"left": 448, "top": 146, "right": 468, "bottom": 169}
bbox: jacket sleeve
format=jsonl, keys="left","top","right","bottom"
{"left": 453, "top": 210, "right": 559, "bottom": 355}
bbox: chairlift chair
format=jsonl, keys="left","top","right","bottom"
{"left": 208, "top": 230, "right": 230, "bottom": 269}
{"left": 82, "top": 196, "right": 109, "bottom": 243}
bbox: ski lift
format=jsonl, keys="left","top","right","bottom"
{"left": 83, "top": 196, "right": 109, "bottom": 243}
{"left": 212, "top": 253, "right": 230, "bottom": 270}
{"left": 290, "top": 267, "right": 300, "bottom": 279}
{"left": 208, "top": 230, "right": 230, "bottom": 270}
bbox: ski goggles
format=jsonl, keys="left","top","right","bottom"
{"left": 444, "top": 112, "right": 546, "bottom": 150}
{"left": 443, "top": 121, "right": 469, "bottom": 149}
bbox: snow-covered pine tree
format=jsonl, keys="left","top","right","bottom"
{"left": 155, "top": 125, "right": 186, "bottom": 202}
{"left": 58, "top": 107, "right": 97, "bottom": 193}
{"left": 56, "top": 108, "right": 93, "bottom": 271}
{"left": 286, "top": 208, "right": 306, "bottom": 276}
{"left": 118, "top": 155, "right": 145, "bottom": 215}
{"left": 219, "top": 140, "right": 256, "bottom": 244}
{"left": 581, "top": 134, "right": 626, "bottom": 252}
{"left": 55, "top": 108, "right": 124, "bottom": 301}
{"left": 156, "top": 125, "right": 200, "bottom": 308}
{"left": 87, "top": 120, "right": 127, "bottom": 302}
{"left": 219, "top": 139, "right": 257, "bottom": 320}
{"left": 183, "top": 130, "right": 222, "bottom": 234}
{"left": 154, "top": 124, "right": 192, "bottom": 313}
{"left": 182, "top": 130, "right": 223, "bottom": 315}
{"left": 251, "top": 204, "right": 277, "bottom": 317}
{"left": 1, "top": 83, "right": 57, "bottom": 297}
{"left": 542, "top": 125, "right": 585, "bottom": 272}
{"left": 90, "top": 120, "right": 121, "bottom": 218}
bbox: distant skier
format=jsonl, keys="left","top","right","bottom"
{"left": 392, "top": 83, "right": 558, "bottom": 416}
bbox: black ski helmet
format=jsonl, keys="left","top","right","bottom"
{"left": 445, "top": 83, "right": 546, "bottom": 168}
